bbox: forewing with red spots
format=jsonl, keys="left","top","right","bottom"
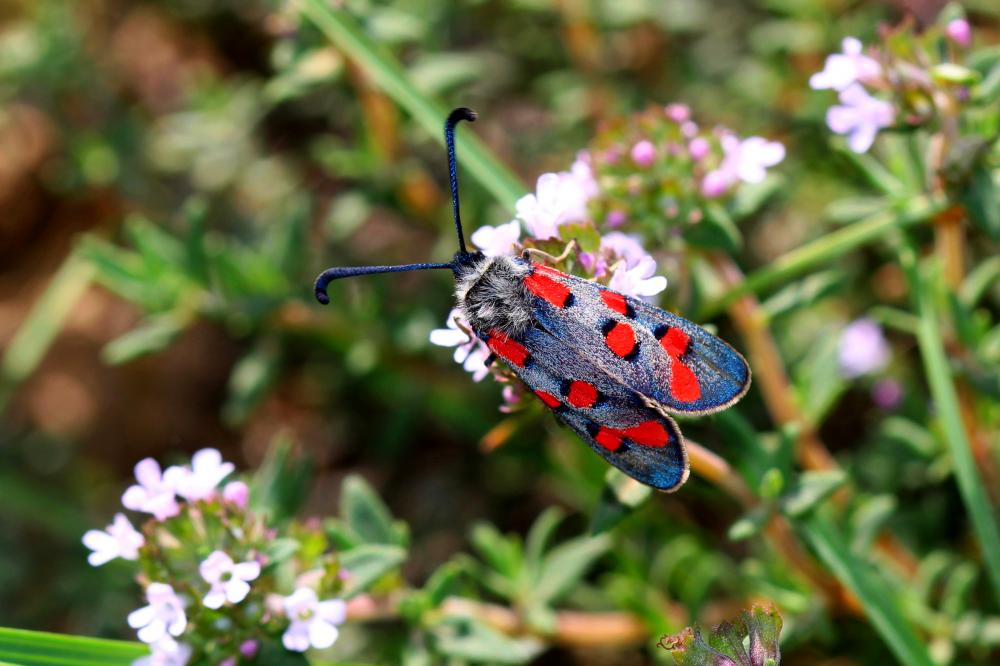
{"left": 480, "top": 325, "right": 688, "bottom": 491}
{"left": 519, "top": 259, "right": 750, "bottom": 415}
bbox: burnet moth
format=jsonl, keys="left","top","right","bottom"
{"left": 314, "top": 108, "right": 751, "bottom": 491}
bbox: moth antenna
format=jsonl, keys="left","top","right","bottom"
{"left": 314, "top": 262, "right": 453, "bottom": 305}
{"left": 445, "top": 107, "right": 477, "bottom": 255}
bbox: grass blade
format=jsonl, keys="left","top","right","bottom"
{"left": 701, "top": 195, "right": 946, "bottom": 318}
{"left": 901, "top": 247, "right": 1000, "bottom": 604}
{"left": 0, "top": 252, "right": 95, "bottom": 412}
{"left": 0, "top": 627, "right": 146, "bottom": 666}
{"left": 295, "top": 0, "right": 526, "bottom": 210}
{"left": 795, "top": 515, "right": 935, "bottom": 666}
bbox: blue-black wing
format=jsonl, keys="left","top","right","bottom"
{"left": 520, "top": 261, "right": 750, "bottom": 415}
{"left": 482, "top": 326, "right": 688, "bottom": 491}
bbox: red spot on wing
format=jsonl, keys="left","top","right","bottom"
{"left": 660, "top": 328, "right": 690, "bottom": 357}
{"left": 566, "top": 381, "right": 598, "bottom": 408}
{"left": 670, "top": 362, "right": 701, "bottom": 402}
{"left": 600, "top": 291, "right": 629, "bottom": 316}
{"left": 534, "top": 390, "right": 561, "bottom": 409}
{"left": 525, "top": 271, "right": 572, "bottom": 308}
{"left": 657, "top": 327, "right": 701, "bottom": 402}
{"left": 594, "top": 427, "right": 623, "bottom": 451}
{"left": 621, "top": 420, "right": 669, "bottom": 448}
{"left": 486, "top": 331, "right": 529, "bottom": 368}
{"left": 532, "top": 264, "right": 568, "bottom": 278}
{"left": 604, "top": 322, "right": 637, "bottom": 358}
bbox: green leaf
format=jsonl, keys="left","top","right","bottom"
{"left": 339, "top": 544, "right": 407, "bottom": 599}
{"left": 431, "top": 616, "right": 544, "bottom": 664}
{"left": 101, "top": 314, "right": 187, "bottom": 365}
{"left": 728, "top": 505, "right": 770, "bottom": 542}
{"left": 590, "top": 468, "right": 652, "bottom": 534}
{"left": 0, "top": 251, "right": 94, "bottom": 411}
{"left": 222, "top": 339, "right": 283, "bottom": 426}
{"left": 423, "top": 560, "right": 466, "bottom": 607}
{"left": 959, "top": 255, "right": 1000, "bottom": 307}
{"left": 0, "top": 627, "right": 146, "bottom": 666}
{"left": 469, "top": 522, "right": 523, "bottom": 581}
{"left": 524, "top": 507, "right": 564, "bottom": 571}
{"left": 795, "top": 514, "right": 936, "bottom": 666}
{"left": 340, "top": 475, "right": 407, "bottom": 546}
{"left": 780, "top": 470, "right": 847, "bottom": 518}
{"left": 850, "top": 495, "right": 897, "bottom": 555}
{"left": 534, "top": 533, "right": 611, "bottom": 605}
{"left": 958, "top": 166, "right": 1000, "bottom": 240}
{"left": 684, "top": 203, "right": 741, "bottom": 252}
{"left": 251, "top": 435, "right": 313, "bottom": 522}
{"left": 761, "top": 270, "right": 844, "bottom": 321}
{"left": 296, "top": 0, "right": 525, "bottom": 210}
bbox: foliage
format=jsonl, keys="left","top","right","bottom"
{"left": 1, "top": 0, "right": 1000, "bottom": 664}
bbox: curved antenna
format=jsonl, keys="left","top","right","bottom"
{"left": 445, "top": 107, "right": 477, "bottom": 254}
{"left": 314, "top": 262, "right": 452, "bottom": 304}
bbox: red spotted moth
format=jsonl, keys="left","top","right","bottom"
{"left": 315, "top": 108, "right": 750, "bottom": 491}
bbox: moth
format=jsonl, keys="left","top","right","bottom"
{"left": 315, "top": 108, "right": 750, "bottom": 491}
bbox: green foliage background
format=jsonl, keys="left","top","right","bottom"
{"left": 1, "top": 0, "right": 999, "bottom": 664}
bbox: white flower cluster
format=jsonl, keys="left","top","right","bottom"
{"left": 82, "top": 448, "right": 347, "bottom": 664}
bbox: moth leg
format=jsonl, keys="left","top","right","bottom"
{"left": 522, "top": 239, "right": 578, "bottom": 265}
{"left": 483, "top": 353, "right": 497, "bottom": 367}
{"left": 451, "top": 313, "right": 477, "bottom": 346}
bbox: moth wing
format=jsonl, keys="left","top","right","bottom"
{"left": 482, "top": 325, "right": 688, "bottom": 491}
{"left": 520, "top": 261, "right": 750, "bottom": 415}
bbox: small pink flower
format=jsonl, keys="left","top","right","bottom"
{"left": 601, "top": 232, "right": 649, "bottom": 268}
{"left": 681, "top": 121, "right": 699, "bottom": 138}
{"left": 872, "top": 378, "right": 903, "bottom": 410}
{"left": 631, "top": 140, "right": 656, "bottom": 168}
{"left": 222, "top": 480, "right": 249, "bottom": 509}
{"left": 516, "top": 172, "right": 591, "bottom": 239}
{"left": 82, "top": 513, "right": 144, "bottom": 566}
{"left": 219, "top": 658, "right": 236, "bottom": 666}
{"left": 810, "top": 37, "right": 882, "bottom": 91}
{"left": 826, "top": 84, "right": 895, "bottom": 153}
{"left": 470, "top": 220, "right": 521, "bottom": 257}
{"left": 665, "top": 103, "right": 691, "bottom": 123}
{"left": 722, "top": 135, "right": 785, "bottom": 184}
{"left": 282, "top": 588, "right": 347, "bottom": 652}
{"left": 239, "top": 640, "right": 259, "bottom": 658}
{"left": 172, "top": 448, "right": 235, "bottom": 502}
{"left": 946, "top": 19, "right": 971, "bottom": 48}
{"left": 605, "top": 210, "right": 627, "bottom": 228}
{"left": 688, "top": 137, "right": 710, "bottom": 161}
{"left": 608, "top": 256, "right": 667, "bottom": 299}
{"left": 200, "top": 550, "right": 261, "bottom": 609}
{"left": 122, "top": 459, "right": 181, "bottom": 521}
{"left": 701, "top": 170, "right": 731, "bottom": 198}
{"left": 839, "top": 318, "right": 890, "bottom": 378}
{"left": 128, "top": 583, "right": 187, "bottom": 645}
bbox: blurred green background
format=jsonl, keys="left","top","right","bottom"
{"left": 2, "top": 0, "right": 1000, "bottom": 664}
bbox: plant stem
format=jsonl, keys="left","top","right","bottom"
{"left": 900, "top": 245, "right": 1000, "bottom": 605}
{"left": 701, "top": 195, "right": 946, "bottom": 318}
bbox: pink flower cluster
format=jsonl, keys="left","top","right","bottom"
{"left": 811, "top": 17, "right": 976, "bottom": 153}
{"left": 82, "top": 449, "right": 347, "bottom": 664}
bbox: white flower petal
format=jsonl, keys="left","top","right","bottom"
{"left": 225, "top": 579, "right": 251, "bottom": 604}
{"left": 137, "top": 620, "right": 166, "bottom": 644}
{"left": 134, "top": 459, "right": 161, "bottom": 488}
{"left": 308, "top": 620, "right": 339, "bottom": 649}
{"left": 203, "top": 588, "right": 226, "bottom": 610}
{"left": 429, "top": 329, "right": 467, "bottom": 347}
{"left": 282, "top": 622, "right": 311, "bottom": 652}
{"left": 317, "top": 599, "right": 347, "bottom": 625}
{"left": 128, "top": 605, "right": 155, "bottom": 629}
{"left": 233, "top": 561, "right": 261, "bottom": 582}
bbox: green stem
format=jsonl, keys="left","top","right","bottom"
{"left": 296, "top": 0, "right": 527, "bottom": 210}
{"left": 795, "top": 514, "right": 935, "bottom": 666}
{"left": 701, "top": 195, "right": 946, "bottom": 319}
{"left": 900, "top": 245, "right": 1000, "bottom": 605}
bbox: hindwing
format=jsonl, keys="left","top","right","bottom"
{"left": 481, "top": 326, "right": 688, "bottom": 491}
